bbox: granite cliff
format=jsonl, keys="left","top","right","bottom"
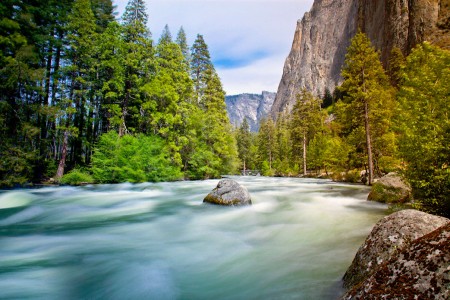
{"left": 272, "top": 0, "right": 449, "bottom": 115}
{"left": 225, "top": 91, "right": 275, "bottom": 132}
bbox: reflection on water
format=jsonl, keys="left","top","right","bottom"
{"left": 0, "top": 177, "right": 386, "bottom": 299}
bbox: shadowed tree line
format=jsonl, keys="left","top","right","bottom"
{"left": 0, "top": 0, "right": 238, "bottom": 185}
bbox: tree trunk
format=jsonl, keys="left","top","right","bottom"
{"left": 303, "top": 132, "right": 307, "bottom": 176}
{"left": 55, "top": 129, "right": 69, "bottom": 181}
{"left": 243, "top": 159, "right": 246, "bottom": 175}
{"left": 364, "top": 101, "right": 374, "bottom": 185}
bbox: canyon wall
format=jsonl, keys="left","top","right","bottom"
{"left": 272, "top": 0, "right": 448, "bottom": 115}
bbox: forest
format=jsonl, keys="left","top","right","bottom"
{"left": 1, "top": 0, "right": 238, "bottom": 185}
{"left": 1, "top": 1, "right": 449, "bottom": 216}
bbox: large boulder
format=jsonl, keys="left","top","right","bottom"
{"left": 203, "top": 179, "right": 252, "bottom": 206}
{"left": 368, "top": 172, "right": 412, "bottom": 203}
{"left": 342, "top": 209, "right": 449, "bottom": 290}
{"left": 342, "top": 223, "right": 450, "bottom": 299}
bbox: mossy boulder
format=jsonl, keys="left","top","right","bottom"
{"left": 342, "top": 209, "right": 449, "bottom": 291}
{"left": 342, "top": 222, "right": 450, "bottom": 299}
{"left": 368, "top": 172, "right": 411, "bottom": 203}
{"left": 203, "top": 179, "right": 252, "bottom": 206}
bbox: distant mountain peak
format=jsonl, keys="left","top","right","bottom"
{"left": 226, "top": 91, "right": 276, "bottom": 132}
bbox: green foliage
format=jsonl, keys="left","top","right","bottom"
{"left": 176, "top": 26, "right": 190, "bottom": 63}
{"left": 191, "top": 34, "right": 212, "bottom": 101}
{"left": 60, "top": 169, "right": 94, "bottom": 185}
{"left": 290, "top": 90, "right": 323, "bottom": 174}
{"left": 321, "top": 88, "right": 334, "bottom": 108}
{"left": 0, "top": 144, "right": 38, "bottom": 187}
{"left": 396, "top": 42, "right": 450, "bottom": 217}
{"left": 338, "top": 32, "right": 396, "bottom": 183}
{"left": 368, "top": 182, "right": 410, "bottom": 204}
{"left": 237, "top": 118, "right": 252, "bottom": 171}
{"left": 92, "top": 131, "right": 183, "bottom": 183}
{"left": 260, "top": 160, "right": 274, "bottom": 176}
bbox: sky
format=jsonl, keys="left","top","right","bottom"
{"left": 114, "top": 0, "right": 314, "bottom": 95}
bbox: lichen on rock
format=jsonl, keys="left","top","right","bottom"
{"left": 342, "top": 222, "right": 450, "bottom": 299}
{"left": 342, "top": 209, "right": 449, "bottom": 290}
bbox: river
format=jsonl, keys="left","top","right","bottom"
{"left": 0, "top": 177, "right": 387, "bottom": 299}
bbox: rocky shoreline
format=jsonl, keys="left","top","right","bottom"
{"left": 341, "top": 209, "right": 450, "bottom": 299}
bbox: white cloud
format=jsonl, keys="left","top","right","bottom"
{"left": 113, "top": 0, "right": 314, "bottom": 94}
{"left": 217, "top": 54, "right": 286, "bottom": 95}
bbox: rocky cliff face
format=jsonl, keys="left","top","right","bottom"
{"left": 225, "top": 91, "right": 275, "bottom": 131}
{"left": 272, "top": 0, "right": 448, "bottom": 115}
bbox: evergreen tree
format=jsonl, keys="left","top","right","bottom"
{"left": 120, "top": 0, "right": 153, "bottom": 136}
{"left": 122, "top": 0, "right": 148, "bottom": 27}
{"left": 191, "top": 65, "right": 238, "bottom": 177}
{"left": 98, "top": 21, "right": 126, "bottom": 132}
{"left": 190, "top": 34, "right": 212, "bottom": 102}
{"left": 237, "top": 118, "right": 252, "bottom": 174}
{"left": 159, "top": 24, "right": 172, "bottom": 44}
{"left": 54, "top": 0, "right": 98, "bottom": 180}
{"left": 388, "top": 47, "right": 406, "bottom": 88}
{"left": 338, "top": 32, "right": 394, "bottom": 184}
{"left": 321, "top": 88, "right": 334, "bottom": 108}
{"left": 176, "top": 26, "right": 190, "bottom": 63}
{"left": 274, "top": 112, "right": 292, "bottom": 175}
{"left": 141, "top": 34, "right": 194, "bottom": 167}
{"left": 91, "top": 0, "right": 116, "bottom": 32}
{"left": 396, "top": 43, "right": 450, "bottom": 217}
{"left": 289, "top": 90, "right": 322, "bottom": 176}
{"left": 257, "top": 117, "right": 276, "bottom": 174}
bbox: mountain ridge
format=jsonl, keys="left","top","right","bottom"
{"left": 225, "top": 91, "right": 276, "bottom": 132}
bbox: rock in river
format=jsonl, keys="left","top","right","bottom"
{"left": 203, "top": 179, "right": 252, "bottom": 206}
{"left": 367, "top": 172, "right": 412, "bottom": 204}
{"left": 342, "top": 209, "right": 450, "bottom": 296}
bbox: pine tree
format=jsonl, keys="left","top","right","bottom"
{"left": 199, "top": 65, "right": 239, "bottom": 176}
{"left": 237, "top": 118, "right": 252, "bottom": 174}
{"left": 396, "top": 42, "right": 450, "bottom": 217}
{"left": 289, "top": 89, "right": 322, "bottom": 176}
{"left": 190, "top": 34, "right": 212, "bottom": 102}
{"left": 141, "top": 34, "right": 194, "bottom": 167}
{"left": 257, "top": 117, "right": 277, "bottom": 174}
{"left": 91, "top": 0, "right": 115, "bottom": 32}
{"left": 159, "top": 24, "right": 172, "bottom": 45}
{"left": 120, "top": 0, "right": 153, "bottom": 136}
{"left": 176, "top": 26, "right": 190, "bottom": 63}
{"left": 388, "top": 47, "right": 406, "bottom": 88}
{"left": 338, "top": 32, "right": 393, "bottom": 185}
{"left": 321, "top": 88, "right": 333, "bottom": 108}
{"left": 122, "top": 0, "right": 148, "bottom": 28}
{"left": 55, "top": 0, "right": 98, "bottom": 180}
{"left": 98, "top": 21, "right": 126, "bottom": 132}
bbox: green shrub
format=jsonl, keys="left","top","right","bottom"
{"left": 60, "top": 169, "right": 94, "bottom": 185}
{"left": 91, "top": 131, "right": 183, "bottom": 183}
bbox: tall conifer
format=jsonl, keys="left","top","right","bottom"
{"left": 190, "top": 34, "right": 212, "bottom": 102}
{"left": 338, "top": 32, "right": 393, "bottom": 185}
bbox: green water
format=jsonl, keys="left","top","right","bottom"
{"left": 0, "top": 177, "right": 386, "bottom": 299}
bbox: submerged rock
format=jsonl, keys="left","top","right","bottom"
{"left": 203, "top": 179, "right": 252, "bottom": 206}
{"left": 368, "top": 172, "right": 412, "bottom": 203}
{"left": 342, "top": 222, "right": 450, "bottom": 299}
{"left": 342, "top": 209, "right": 449, "bottom": 290}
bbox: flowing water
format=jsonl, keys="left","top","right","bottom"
{"left": 0, "top": 177, "right": 387, "bottom": 300}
